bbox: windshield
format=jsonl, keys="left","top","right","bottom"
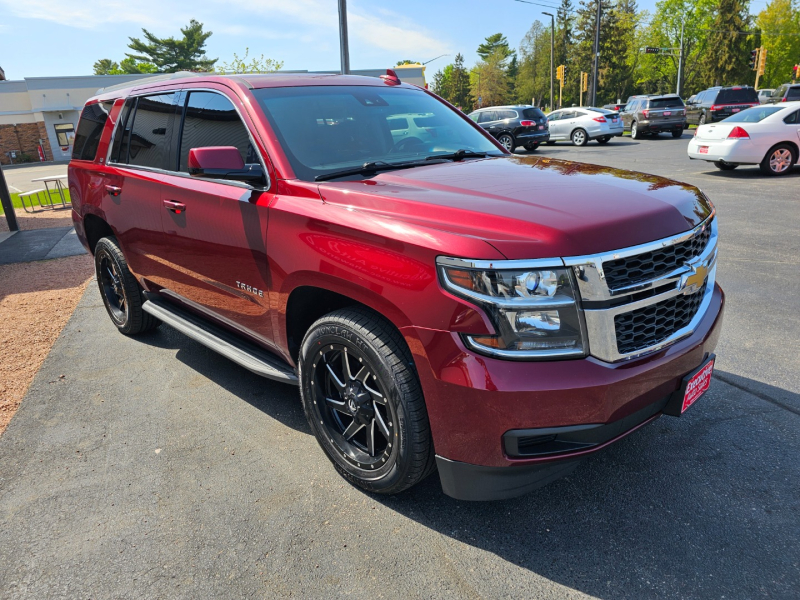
{"left": 723, "top": 106, "right": 785, "bottom": 122}
{"left": 650, "top": 97, "right": 684, "bottom": 108}
{"left": 253, "top": 86, "right": 503, "bottom": 181}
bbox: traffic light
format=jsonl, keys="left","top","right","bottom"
{"left": 794, "top": 65, "right": 800, "bottom": 81}
{"left": 556, "top": 65, "right": 565, "bottom": 81}
{"left": 758, "top": 48, "right": 767, "bottom": 76}
{"left": 581, "top": 72, "right": 588, "bottom": 93}
{"left": 749, "top": 48, "right": 759, "bottom": 70}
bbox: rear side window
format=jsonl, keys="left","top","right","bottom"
{"left": 650, "top": 97, "right": 684, "bottom": 109}
{"left": 478, "top": 111, "right": 497, "bottom": 123}
{"left": 716, "top": 88, "right": 758, "bottom": 104}
{"left": 72, "top": 101, "right": 113, "bottom": 161}
{"left": 388, "top": 117, "right": 409, "bottom": 131}
{"left": 109, "top": 98, "right": 135, "bottom": 164}
{"left": 784, "top": 110, "right": 800, "bottom": 124}
{"left": 498, "top": 110, "right": 517, "bottom": 120}
{"left": 522, "top": 108, "right": 544, "bottom": 119}
{"left": 126, "top": 93, "right": 178, "bottom": 169}
{"left": 178, "top": 91, "right": 255, "bottom": 172}
{"left": 787, "top": 87, "right": 800, "bottom": 101}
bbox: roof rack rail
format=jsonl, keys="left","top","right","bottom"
{"left": 95, "top": 71, "right": 207, "bottom": 94}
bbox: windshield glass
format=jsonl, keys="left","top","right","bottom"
{"left": 723, "top": 106, "right": 785, "bottom": 122}
{"left": 253, "top": 86, "right": 503, "bottom": 181}
{"left": 650, "top": 97, "right": 684, "bottom": 108}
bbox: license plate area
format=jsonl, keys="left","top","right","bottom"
{"left": 699, "top": 146, "right": 709, "bottom": 154}
{"left": 663, "top": 354, "right": 715, "bottom": 417}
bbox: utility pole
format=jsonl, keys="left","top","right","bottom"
{"left": 338, "top": 0, "right": 350, "bottom": 75}
{"left": 676, "top": 15, "right": 685, "bottom": 96}
{"left": 591, "top": 0, "right": 602, "bottom": 106}
{"left": 543, "top": 12, "right": 555, "bottom": 111}
{"left": 0, "top": 164, "right": 19, "bottom": 232}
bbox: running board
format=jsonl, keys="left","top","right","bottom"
{"left": 142, "top": 297, "right": 298, "bottom": 385}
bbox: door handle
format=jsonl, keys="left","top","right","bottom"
{"left": 105, "top": 185, "right": 122, "bottom": 197}
{"left": 163, "top": 199, "right": 186, "bottom": 214}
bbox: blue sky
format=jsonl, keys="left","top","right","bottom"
{"left": 2, "top": 0, "right": 695, "bottom": 80}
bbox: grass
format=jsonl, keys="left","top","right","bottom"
{"left": 0, "top": 190, "right": 71, "bottom": 215}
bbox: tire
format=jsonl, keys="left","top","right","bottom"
{"left": 596, "top": 136, "right": 610, "bottom": 144}
{"left": 714, "top": 161, "right": 738, "bottom": 171}
{"left": 298, "top": 307, "right": 436, "bottom": 495}
{"left": 698, "top": 114, "right": 706, "bottom": 126}
{"left": 545, "top": 140, "right": 556, "bottom": 145}
{"left": 571, "top": 128, "right": 588, "bottom": 146}
{"left": 498, "top": 133, "right": 516, "bottom": 152}
{"left": 759, "top": 143, "right": 796, "bottom": 176}
{"left": 672, "top": 129, "right": 683, "bottom": 138}
{"left": 524, "top": 143, "right": 540, "bottom": 151}
{"left": 630, "top": 121, "right": 641, "bottom": 139}
{"left": 94, "top": 236, "right": 160, "bottom": 335}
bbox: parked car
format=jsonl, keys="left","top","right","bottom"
{"left": 544, "top": 106, "right": 623, "bottom": 145}
{"left": 686, "top": 86, "right": 759, "bottom": 125}
{"left": 688, "top": 101, "right": 800, "bottom": 175}
{"left": 758, "top": 89, "right": 775, "bottom": 104}
{"left": 603, "top": 103, "right": 626, "bottom": 111}
{"left": 620, "top": 94, "right": 687, "bottom": 139}
{"left": 765, "top": 83, "right": 800, "bottom": 104}
{"left": 468, "top": 105, "right": 550, "bottom": 151}
{"left": 69, "top": 71, "right": 723, "bottom": 501}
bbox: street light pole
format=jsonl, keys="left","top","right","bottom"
{"left": 676, "top": 15, "right": 686, "bottom": 96}
{"left": 338, "top": 0, "right": 350, "bottom": 74}
{"left": 543, "top": 12, "right": 555, "bottom": 111}
{"left": 0, "top": 164, "right": 19, "bottom": 232}
{"left": 591, "top": 0, "right": 602, "bottom": 106}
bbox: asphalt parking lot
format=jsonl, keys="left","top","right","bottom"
{"left": 1, "top": 133, "right": 798, "bottom": 599}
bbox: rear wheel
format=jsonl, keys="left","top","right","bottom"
{"left": 698, "top": 114, "right": 707, "bottom": 126}
{"left": 714, "top": 161, "right": 738, "bottom": 171}
{"left": 672, "top": 129, "right": 683, "bottom": 138}
{"left": 94, "top": 236, "right": 160, "bottom": 335}
{"left": 524, "top": 143, "right": 540, "bottom": 151}
{"left": 571, "top": 128, "right": 588, "bottom": 146}
{"left": 630, "top": 121, "right": 641, "bottom": 139}
{"left": 299, "top": 308, "right": 435, "bottom": 495}
{"left": 545, "top": 140, "right": 556, "bottom": 145}
{"left": 498, "top": 133, "right": 516, "bottom": 152}
{"left": 596, "top": 136, "right": 610, "bottom": 144}
{"left": 760, "top": 144, "right": 796, "bottom": 176}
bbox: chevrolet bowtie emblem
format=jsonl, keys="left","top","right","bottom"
{"left": 680, "top": 263, "right": 708, "bottom": 295}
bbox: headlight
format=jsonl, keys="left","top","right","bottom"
{"left": 437, "top": 258, "right": 587, "bottom": 360}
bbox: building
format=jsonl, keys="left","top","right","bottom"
{"left": 0, "top": 66, "right": 426, "bottom": 166}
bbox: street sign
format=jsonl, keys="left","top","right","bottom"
{"left": 645, "top": 47, "right": 661, "bottom": 54}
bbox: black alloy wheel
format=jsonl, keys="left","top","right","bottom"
{"left": 98, "top": 251, "right": 127, "bottom": 325}
{"left": 299, "top": 308, "right": 435, "bottom": 495}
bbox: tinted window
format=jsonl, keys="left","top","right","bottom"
{"left": 126, "top": 93, "right": 177, "bottom": 169}
{"left": 179, "top": 91, "right": 254, "bottom": 172}
{"left": 478, "top": 111, "right": 497, "bottom": 123}
{"left": 387, "top": 117, "right": 409, "bottom": 131}
{"left": 468, "top": 112, "right": 480, "bottom": 122}
{"left": 548, "top": 111, "right": 561, "bottom": 121}
{"left": 650, "top": 97, "right": 684, "bottom": 108}
{"left": 522, "top": 108, "right": 545, "bottom": 119}
{"left": 561, "top": 110, "right": 576, "bottom": 119}
{"left": 498, "top": 109, "right": 517, "bottom": 120}
{"left": 72, "top": 101, "right": 112, "bottom": 161}
{"left": 109, "top": 98, "right": 135, "bottom": 164}
{"left": 716, "top": 88, "right": 758, "bottom": 104}
{"left": 784, "top": 110, "right": 799, "bottom": 124}
{"left": 774, "top": 85, "right": 788, "bottom": 99}
{"left": 723, "top": 106, "right": 784, "bottom": 122}
{"left": 787, "top": 87, "right": 800, "bottom": 100}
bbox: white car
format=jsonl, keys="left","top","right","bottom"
{"left": 545, "top": 107, "right": 624, "bottom": 146}
{"left": 687, "top": 102, "right": 800, "bottom": 175}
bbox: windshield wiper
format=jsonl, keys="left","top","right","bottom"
{"left": 315, "top": 160, "right": 430, "bottom": 182}
{"left": 425, "top": 149, "right": 489, "bottom": 162}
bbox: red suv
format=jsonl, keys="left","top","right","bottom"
{"left": 69, "top": 72, "right": 724, "bottom": 501}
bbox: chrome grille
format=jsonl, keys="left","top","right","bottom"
{"left": 602, "top": 226, "right": 711, "bottom": 291}
{"left": 614, "top": 283, "right": 707, "bottom": 355}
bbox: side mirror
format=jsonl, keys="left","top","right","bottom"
{"left": 188, "top": 146, "right": 264, "bottom": 184}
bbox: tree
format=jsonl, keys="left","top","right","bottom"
{"left": 757, "top": 0, "right": 800, "bottom": 88}
{"left": 477, "top": 33, "right": 515, "bottom": 61}
{"left": 516, "top": 20, "right": 552, "bottom": 107}
{"left": 93, "top": 59, "right": 119, "bottom": 75}
{"left": 432, "top": 54, "right": 472, "bottom": 109}
{"left": 699, "top": 0, "right": 753, "bottom": 87}
{"left": 217, "top": 48, "right": 284, "bottom": 74}
{"left": 471, "top": 49, "right": 510, "bottom": 108}
{"left": 396, "top": 59, "right": 420, "bottom": 66}
{"left": 126, "top": 19, "right": 216, "bottom": 72}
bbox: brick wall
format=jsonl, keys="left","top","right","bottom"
{"left": 0, "top": 122, "right": 54, "bottom": 165}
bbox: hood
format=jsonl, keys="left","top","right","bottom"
{"left": 317, "top": 156, "right": 713, "bottom": 260}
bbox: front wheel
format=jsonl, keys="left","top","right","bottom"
{"left": 698, "top": 114, "right": 707, "bottom": 126}
{"left": 497, "top": 133, "right": 516, "bottom": 152}
{"left": 299, "top": 308, "right": 436, "bottom": 495}
{"left": 714, "top": 161, "right": 738, "bottom": 171}
{"left": 94, "top": 236, "right": 160, "bottom": 335}
{"left": 571, "top": 128, "right": 588, "bottom": 146}
{"left": 760, "top": 144, "right": 796, "bottom": 176}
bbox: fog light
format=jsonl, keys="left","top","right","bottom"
{"left": 514, "top": 310, "right": 561, "bottom": 335}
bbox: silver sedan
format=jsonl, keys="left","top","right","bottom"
{"left": 545, "top": 107, "right": 624, "bottom": 146}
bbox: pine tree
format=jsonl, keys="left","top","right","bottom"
{"left": 126, "top": 19, "right": 217, "bottom": 73}
{"left": 700, "top": 0, "right": 753, "bottom": 86}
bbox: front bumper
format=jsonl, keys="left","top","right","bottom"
{"left": 403, "top": 284, "right": 725, "bottom": 501}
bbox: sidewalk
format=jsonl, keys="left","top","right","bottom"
{"left": 0, "top": 226, "right": 87, "bottom": 265}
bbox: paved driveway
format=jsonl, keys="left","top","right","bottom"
{"left": 1, "top": 134, "right": 798, "bottom": 599}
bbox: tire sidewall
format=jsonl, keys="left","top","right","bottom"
{"left": 298, "top": 318, "right": 413, "bottom": 492}
{"left": 762, "top": 144, "right": 796, "bottom": 176}
{"left": 94, "top": 238, "right": 132, "bottom": 332}
{"left": 498, "top": 133, "right": 515, "bottom": 152}
{"left": 631, "top": 122, "right": 639, "bottom": 139}
{"left": 572, "top": 129, "right": 587, "bottom": 146}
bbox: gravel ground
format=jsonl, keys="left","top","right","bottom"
{"left": 0, "top": 208, "right": 74, "bottom": 233}
{"left": 0, "top": 255, "right": 93, "bottom": 435}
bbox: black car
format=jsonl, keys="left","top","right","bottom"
{"left": 467, "top": 105, "right": 550, "bottom": 151}
{"left": 686, "top": 86, "right": 759, "bottom": 125}
{"left": 766, "top": 83, "right": 800, "bottom": 104}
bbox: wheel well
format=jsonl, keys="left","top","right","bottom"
{"left": 766, "top": 140, "right": 799, "bottom": 161}
{"left": 83, "top": 214, "right": 115, "bottom": 254}
{"left": 285, "top": 286, "right": 371, "bottom": 362}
